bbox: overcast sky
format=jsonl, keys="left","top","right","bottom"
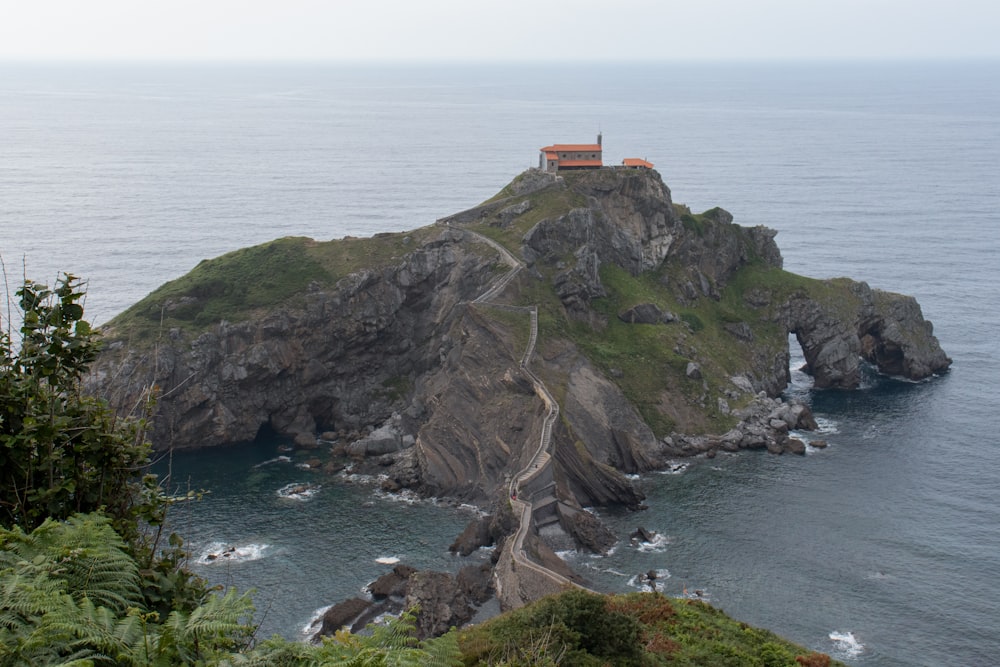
{"left": 2, "top": 0, "right": 998, "bottom": 63}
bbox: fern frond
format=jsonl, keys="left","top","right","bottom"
{"left": 182, "top": 586, "right": 255, "bottom": 642}
{"left": 1, "top": 514, "right": 142, "bottom": 614}
{"left": 221, "top": 635, "right": 323, "bottom": 667}
{"left": 158, "top": 586, "right": 255, "bottom": 662}
{"left": 420, "top": 628, "right": 462, "bottom": 667}
{"left": 366, "top": 607, "right": 419, "bottom": 651}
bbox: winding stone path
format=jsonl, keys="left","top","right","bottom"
{"left": 442, "top": 220, "right": 592, "bottom": 598}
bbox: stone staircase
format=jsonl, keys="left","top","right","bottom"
{"left": 445, "top": 221, "right": 591, "bottom": 597}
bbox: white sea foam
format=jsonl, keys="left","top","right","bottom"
{"left": 458, "top": 502, "right": 489, "bottom": 516}
{"left": 655, "top": 461, "right": 688, "bottom": 475}
{"left": 276, "top": 482, "right": 321, "bottom": 500}
{"left": 627, "top": 568, "right": 670, "bottom": 590}
{"left": 634, "top": 532, "right": 671, "bottom": 553}
{"left": 556, "top": 549, "right": 579, "bottom": 563}
{"left": 789, "top": 432, "right": 832, "bottom": 454}
{"left": 196, "top": 541, "right": 270, "bottom": 565}
{"left": 829, "top": 631, "right": 864, "bottom": 658}
{"left": 253, "top": 455, "right": 292, "bottom": 468}
{"left": 295, "top": 462, "right": 313, "bottom": 470}
{"left": 594, "top": 543, "right": 619, "bottom": 557}
{"left": 375, "top": 556, "right": 400, "bottom": 564}
{"left": 300, "top": 604, "right": 332, "bottom": 639}
{"left": 578, "top": 561, "right": 629, "bottom": 578}
{"left": 814, "top": 417, "right": 839, "bottom": 434}
{"left": 374, "top": 488, "right": 423, "bottom": 504}
{"left": 342, "top": 472, "right": 379, "bottom": 485}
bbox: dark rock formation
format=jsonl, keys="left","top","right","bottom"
{"left": 404, "top": 571, "right": 476, "bottom": 640}
{"left": 630, "top": 526, "right": 657, "bottom": 543}
{"left": 449, "top": 515, "right": 494, "bottom": 556}
{"left": 618, "top": 302, "right": 675, "bottom": 324}
{"left": 317, "top": 597, "right": 371, "bottom": 637}
{"left": 456, "top": 563, "right": 494, "bottom": 606}
{"left": 369, "top": 564, "right": 416, "bottom": 600}
{"left": 90, "top": 167, "right": 950, "bottom": 604}
{"left": 558, "top": 504, "right": 618, "bottom": 554}
{"left": 312, "top": 563, "right": 494, "bottom": 642}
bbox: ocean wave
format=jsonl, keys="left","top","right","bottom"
{"left": 655, "top": 462, "right": 689, "bottom": 475}
{"left": 578, "top": 562, "right": 629, "bottom": 578}
{"left": 814, "top": 417, "right": 839, "bottom": 434}
{"left": 375, "top": 556, "right": 400, "bottom": 564}
{"left": 374, "top": 488, "right": 426, "bottom": 505}
{"left": 457, "top": 502, "right": 489, "bottom": 517}
{"left": 195, "top": 541, "right": 270, "bottom": 565}
{"left": 634, "top": 532, "right": 671, "bottom": 553}
{"left": 276, "top": 482, "right": 321, "bottom": 500}
{"left": 253, "top": 455, "right": 292, "bottom": 468}
{"left": 341, "top": 472, "right": 379, "bottom": 485}
{"left": 829, "top": 630, "right": 864, "bottom": 658}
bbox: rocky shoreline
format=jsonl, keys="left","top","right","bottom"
{"left": 89, "top": 167, "right": 950, "bottom": 633}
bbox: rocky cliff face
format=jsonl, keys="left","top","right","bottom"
{"left": 89, "top": 167, "right": 950, "bottom": 521}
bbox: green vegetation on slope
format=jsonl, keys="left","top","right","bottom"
{"left": 459, "top": 588, "right": 841, "bottom": 666}
{"left": 108, "top": 227, "right": 445, "bottom": 340}
{"left": 469, "top": 183, "right": 588, "bottom": 252}
{"left": 484, "top": 187, "right": 864, "bottom": 438}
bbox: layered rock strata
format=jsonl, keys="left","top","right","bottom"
{"left": 90, "top": 166, "right": 951, "bottom": 555}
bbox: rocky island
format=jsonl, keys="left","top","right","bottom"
{"left": 88, "top": 167, "right": 950, "bottom": 628}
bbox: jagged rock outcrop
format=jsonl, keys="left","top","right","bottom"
{"left": 90, "top": 166, "right": 950, "bottom": 561}
{"left": 404, "top": 570, "right": 477, "bottom": 639}
{"left": 311, "top": 563, "right": 492, "bottom": 641}
{"left": 782, "top": 280, "right": 951, "bottom": 389}
{"left": 91, "top": 229, "right": 497, "bottom": 451}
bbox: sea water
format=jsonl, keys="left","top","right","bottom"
{"left": 2, "top": 61, "right": 998, "bottom": 665}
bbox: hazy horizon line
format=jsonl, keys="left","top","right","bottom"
{"left": 2, "top": 55, "right": 998, "bottom": 67}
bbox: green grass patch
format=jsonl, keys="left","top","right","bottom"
{"left": 458, "top": 589, "right": 843, "bottom": 666}
{"left": 107, "top": 228, "right": 445, "bottom": 341}
{"left": 533, "top": 259, "right": 853, "bottom": 436}
{"left": 468, "top": 185, "right": 588, "bottom": 257}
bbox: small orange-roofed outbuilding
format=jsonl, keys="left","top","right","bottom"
{"left": 622, "top": 158, "right": 654, "bottom": 169}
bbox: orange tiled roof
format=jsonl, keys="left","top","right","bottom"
{"left": 540, "top": 144, "right": 603, "bottom": 153}
{"left": 623, "top": 158, "right": 654, "bottom": 168}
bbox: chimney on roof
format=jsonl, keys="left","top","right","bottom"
{"left": 597, "top": 132, "right": 602, "bottom": 147}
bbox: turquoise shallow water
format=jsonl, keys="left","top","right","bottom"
{"left": 3, "top": 61, "right": 999, "bottom": 664}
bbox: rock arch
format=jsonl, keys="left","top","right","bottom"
{"left": 783, "top": 282, "right": 950, "bottom": 389}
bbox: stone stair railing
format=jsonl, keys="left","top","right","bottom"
{"left": 442, "top": 220, "right": 586, "bottom": 595}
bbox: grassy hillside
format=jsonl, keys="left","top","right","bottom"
{"left": 458, "top": 589, "right": 842, "bottom": 666}
{"left": 106, "top": 227, "right": 445, "bottom": 340}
